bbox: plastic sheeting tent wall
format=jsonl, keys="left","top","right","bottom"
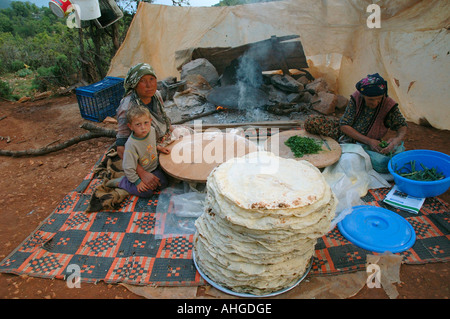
{"left": 107, "top": 0, "right": 450, "bottom": 130}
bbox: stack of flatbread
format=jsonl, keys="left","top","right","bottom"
{"left": 194, "top": 151, "right": 337, "bottom": 295}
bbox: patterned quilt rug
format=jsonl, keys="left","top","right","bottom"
{"left": 0, "top": 153, "right": 449, "bottom": 286}
{"left": 312, "top": 188, "right": 449, "bottom": 276}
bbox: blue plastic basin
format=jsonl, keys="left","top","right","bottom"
{"left": 388, "top": 150, "right": 450, "bottom": 198}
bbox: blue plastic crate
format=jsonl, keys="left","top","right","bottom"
{"left": 75, "top": 76, "right": 125, "bottom": 122}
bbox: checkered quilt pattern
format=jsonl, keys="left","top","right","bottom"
{"left": 0, "top": 153, "right": 449, "bottom": 286}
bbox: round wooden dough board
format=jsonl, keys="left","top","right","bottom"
{"left": 159, "top": 132, "right": 259, "bottom": 183}
{"left": 264, "top": 129, "right": 341, "bottom": 168}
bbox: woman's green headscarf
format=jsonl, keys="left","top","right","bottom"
{"left": 123, "top": 63, "right": 157, "bottom": 96}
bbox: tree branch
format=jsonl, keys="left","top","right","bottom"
{"left": 0, "top": 124, "right": 116, "bottom": 157}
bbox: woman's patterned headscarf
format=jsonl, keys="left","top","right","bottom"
{"left": 123, "top": 63, "right": 157, "bottom": 96}
{"left": 356, "top": 73, "right": 388, "bottom": 97}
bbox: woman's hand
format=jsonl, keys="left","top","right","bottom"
{"left": 140, "top": 171, "right": 161, "bottom": 190}
{"left": 136, "top": 181, "right": 150, "bottom": 193}
{"left": 379, "top": 127, "right": 406, "bottom": 155}
{"left": 136, "top": 165, "right": 161, "bottom": 190}
{"left": 368, "top": 138, "right": 383, "bottom": 153}
{"left": 379, "top": 137, "right": 398, "bottom": 154}
{"left": 157, "top": 145, "right": 170, "bottom": 154}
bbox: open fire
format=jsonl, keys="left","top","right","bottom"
{"left": 164, "top": 35, "right": 346, "bottom": 126}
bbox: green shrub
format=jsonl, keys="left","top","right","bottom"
{"left": 0, "top": 3, "right": 133, "bottom": 92}
{"left": 16, "top": 68, "right": 32, "bottom": 77}
{"left": 10, "top": 59, "right": 24, "bottom": 72}
{"left": 32, "top": 54, "right": 76, "bottom": 91}
{"left": 0, "top": 79, "right": 12, "bottom": 99}
{"left": 32, "top": 66, "right": 55, "bottom": 91}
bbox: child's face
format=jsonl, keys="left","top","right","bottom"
{"left": 128, "top": 114, "right": 152, "bottom": 138}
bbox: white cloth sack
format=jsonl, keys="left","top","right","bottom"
{"left": 322, "top": 143, "right": 391, "bottom": 230}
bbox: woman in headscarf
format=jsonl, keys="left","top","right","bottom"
{"left": 115, "top": 63, "right": 174, "bottom": 189}
{"left": 305, "top": 73, "right": 407, "bottom": 155}
{"left": 116, "top": 63, "right": 173, "bottom": 159}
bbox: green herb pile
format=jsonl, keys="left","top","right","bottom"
{"left": 285, "top": 135, "right": 323, "bottom": 158}
{"left": 394, "top": 160, "right": 446, "bottom": 181}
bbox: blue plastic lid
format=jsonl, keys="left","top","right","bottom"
{"left": 338, "top": 205, "right": 416, "bottom": 253}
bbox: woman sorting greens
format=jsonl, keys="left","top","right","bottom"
{"left": 305, "top": 73, "right": 407, "bottom": 172}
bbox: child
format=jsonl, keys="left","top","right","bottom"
{"left": 118, "top": 105, "right": 170, "bottom": 197}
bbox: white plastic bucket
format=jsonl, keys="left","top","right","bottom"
{"left": 70, "top": 0, "right": 101, "bottom": 20}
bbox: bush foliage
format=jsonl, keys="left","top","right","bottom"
{"left": 0, "top": 0, "right": 274, "bottom": 97}
{"left": 0, "top": 1, "right": 133, "bottom": 95}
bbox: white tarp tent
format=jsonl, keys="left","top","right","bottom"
{"left": 107, "top": 0, "right": 450, "bottom": 130}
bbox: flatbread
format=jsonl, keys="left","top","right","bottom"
{"left": 211, "top": 151, "right": 327, "bottom": 210}
{"left": 194, "top": 151, "right": 337, "bottom": 295}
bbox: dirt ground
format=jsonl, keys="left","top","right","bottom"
{"left": 0, "top": 95, "right": 448, "bottom": 299}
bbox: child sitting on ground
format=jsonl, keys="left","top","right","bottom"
{"left": 118, "top": 105, "right": 170, "bottom": 197}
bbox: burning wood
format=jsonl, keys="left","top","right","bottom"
{"left": 169, "top": 35, "right": 344, "bottom": 124}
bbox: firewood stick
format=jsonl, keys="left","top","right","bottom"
{"left": 0, "top": 123, "right": 116, "bottom": 157}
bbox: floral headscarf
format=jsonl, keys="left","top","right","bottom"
{"left": 356, "top": 73, "right": 388, "bottom": 97}
{"left": 123, "top": 63, "right": 157, "bottom": 96}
